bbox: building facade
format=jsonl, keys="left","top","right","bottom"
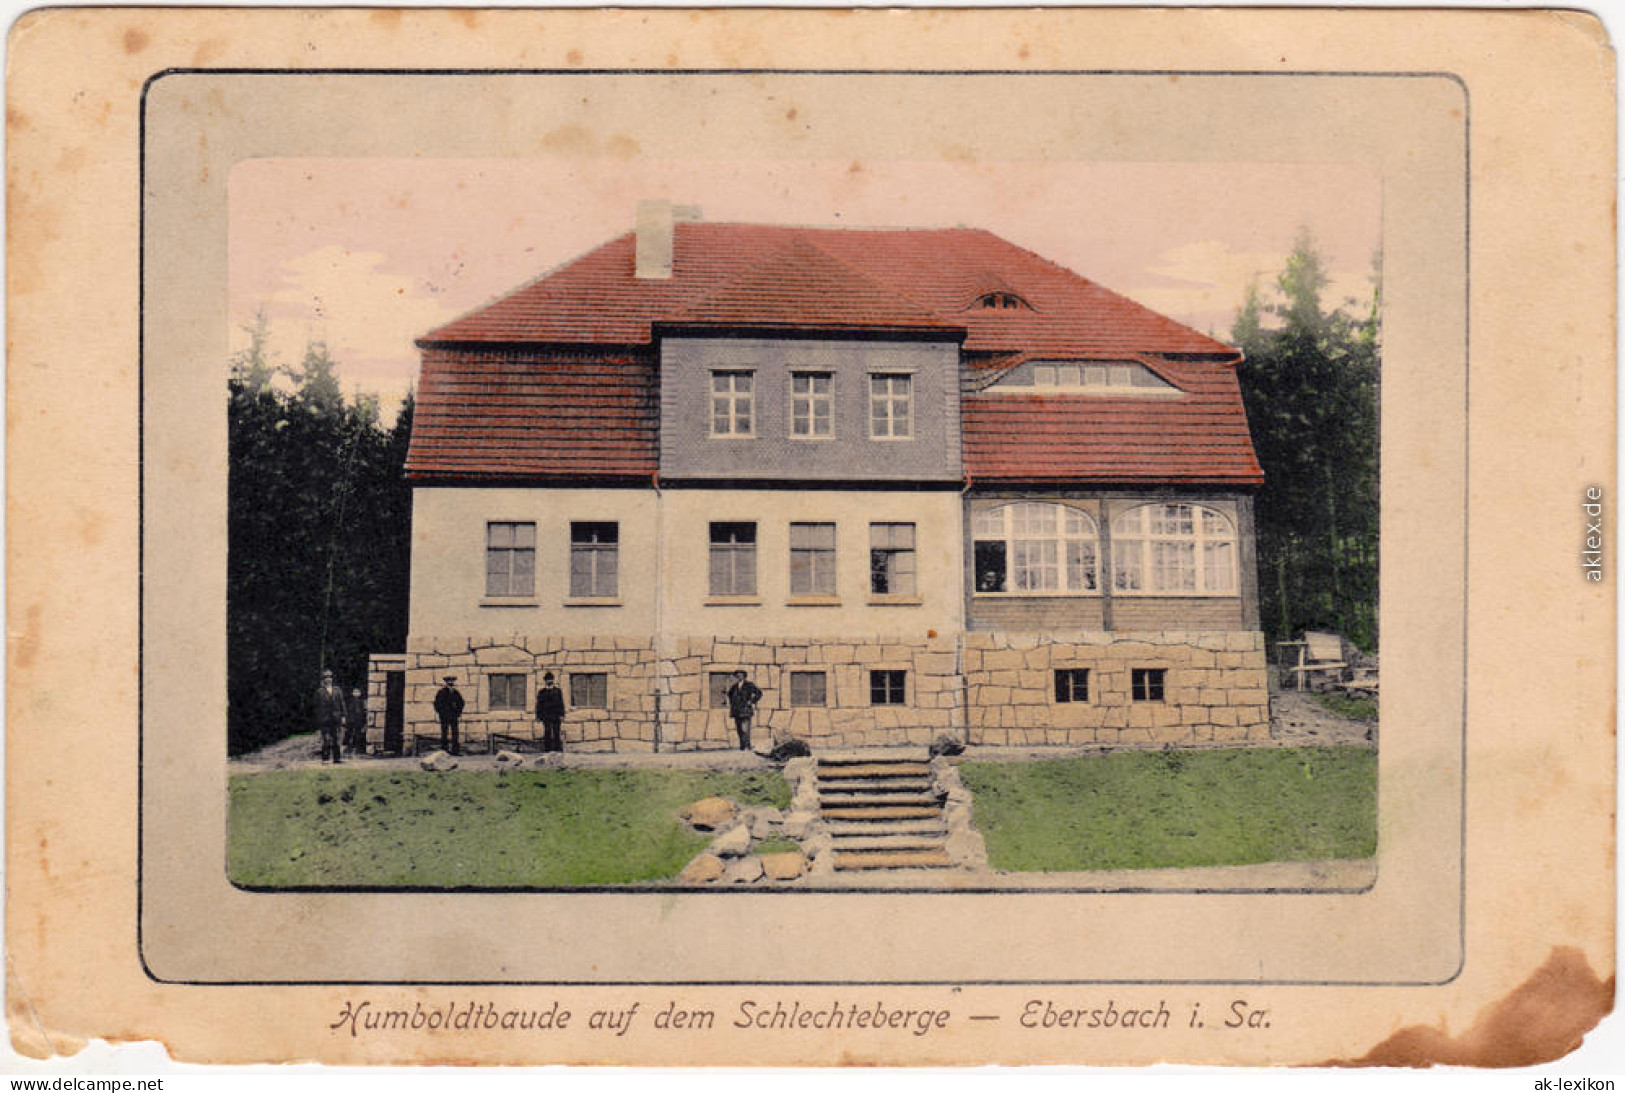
{"left": 370, "top": 203, "right": 1269, "bottom": 752}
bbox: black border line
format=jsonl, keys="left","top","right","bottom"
{"left": 140, "top": 66, "right": 1470, "bottom": 987}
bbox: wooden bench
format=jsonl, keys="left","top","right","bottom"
{"left": 1341, "top": 665, "right": 1379, "bottom": 699}
{"left": 1281, "top": 631, "right": 1349, "bottom": 691}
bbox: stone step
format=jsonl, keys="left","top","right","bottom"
{"left": 833, "top": 849, "right": 953, "bottom": 871}
{"left": 828, "top": 833, "right": 949, "bottom": 852}
{"left": 816, "top": 749, "right": 931, "bottom": 765}
{"left": 823, "top": 818, "right": 948, "bottom": 838}
{"left": 819, "top": 791, "right": 943, "bottom": 808}
{"left": 816, "top": 777, "right": 935, "bottom": 794}
{"left": 816, "top": 762, "right": 933, "bottom": 779}
{"left": 821, "top": 805, "right": 943, "bottom": 821}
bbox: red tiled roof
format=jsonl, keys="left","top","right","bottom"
{"left": 421, "top": 223, "right": 1236, "bottom": 358}
{"left": 406, "top": 346, "right": 657, "bottom": 481}
{"left": 963, "top": 356, "right": 1263, "bottom": 485}
{"left": 413, "top": 220, "right": 1257, "bottom": 484}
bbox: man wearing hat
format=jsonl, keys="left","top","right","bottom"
{"left": 315, "top": 668, "right": 348, "bottom": 763}
{"left": 433, "top": 675, "right": 465, "bottom": 756}
{"left": 725, "top": 669, "right": 762, "bottom": 752}
{"left": 535, "top": 671, "right": 567, "bottom": 753}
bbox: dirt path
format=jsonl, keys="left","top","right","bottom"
{"left": 230, "top": 688, "right": 1374, "bottom": 773}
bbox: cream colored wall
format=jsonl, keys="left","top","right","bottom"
{"left": 658, "top": 488, "right": 964, "bottom": 638}
{"left": 408, "top": 486, "right": 660, "bottom": 642}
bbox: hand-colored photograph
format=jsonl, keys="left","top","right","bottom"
{"left": 224, "top": 157, "right": 1381, "bottom": 892}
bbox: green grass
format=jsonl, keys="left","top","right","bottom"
{"left": 1312, "top": 692, "right": 1379, "bottom": 722}
{"left": 228, "top": 768, "right": 790, "bottom": 888}
{"left": 751, "top": 836, "right": 802, "bottom": 856}
{"left": 959, "top": 746, "right": 1376, "bottom": 872}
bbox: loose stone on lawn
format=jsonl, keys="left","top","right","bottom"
{"left": 493, "top": 750, "right": 527, "bottom": 767}
{"left": 678, "top": 853, "right": 725, "bottom": 885}
{"left": 679, "top": 796, "right": 738, "bottom": 831}
{"left": 710, "top": 823, "right": 752, "bottom": 858}
{"left": 419, "top": 750, "right": 458, "bottom": 772}
{"left": 760, "top": 851, "right": 807, "bottom": 881}
{"left": 722, "top": 856, "right": 766, "bottom": 885}
{"left": 742, "top": 807, "right": 782, "bottom": 837}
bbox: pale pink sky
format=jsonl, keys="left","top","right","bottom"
{"left": 229, "top": 158, "right": 1380, "bottom": 417}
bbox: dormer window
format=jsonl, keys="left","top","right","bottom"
{"left": 975, "top": 292, "right": 1029, "bottom": 311}
{"left": 985, "top": 360, "right": 1181, "bottom": 396}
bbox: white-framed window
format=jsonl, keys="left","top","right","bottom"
{"left": 569, "top": 522, "right": 619, "bottom": 598}
{"left": 790, "top": 671, "right": 828, "bottom": 707}
{"left": 869, "top": 522, "right": 917, "bottom": 596}
{"left": 485, "top": 521, "right": 536, "bottom": 597}
{"left": 708, "top": 522, "right": 757, "bottom": 596}
{"left": 789, "top": 522, "right": 837, "bottom": 597}
{"left": 869, "top": 373, "right": 913, "bottom": 439}
{"left": 710, "top": 370, "right": 754, "bottom": 436}
{"left": 972, "top": 503, "right": 1098, "bottom": 594}
{"left": 1038, "top": 360, "right": 1176, "bottom": 392}
{"left": 1112, "top": 503, "right": 1238, "bottom": 595}
{"left": 790, "top": 372, "right": 834, "bottom": 438}
{"left": 488, "top": 673, "right": 527, "bottom": 711}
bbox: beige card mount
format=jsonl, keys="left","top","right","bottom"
{"left": 6, "top": 7, "right": 1615, "bottom": 1067}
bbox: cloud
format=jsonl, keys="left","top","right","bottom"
{"left": 1120, "top": 238, "right": 1376, "bottom": 333}
{"left": 231, "top": 244, "right": 463, "bottom": 412}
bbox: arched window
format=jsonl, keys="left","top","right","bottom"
{"left": 973, "top": 503, "right": 1099, "bottom": 594}
{"left": 1111, "top": 504, "right": 1237, "bottom": 595}
{"left": 974, "top": 291, "right": 1029, "bottom": 311}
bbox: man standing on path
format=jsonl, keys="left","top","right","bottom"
{"left": 434, "top": 675, "right": 465, "bottom": 756}
{"left": 726, "top": 669, "right": 762, "bottom": 752}
{"left": 315, "top": 669, "right": 347, "bottom": 763}
{"left": 535, "top": 671, "right": 567, "bottom": 753}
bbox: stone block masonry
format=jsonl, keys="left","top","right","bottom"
{"left": 372, "top": 630, "right": 1269, "bottom": 752}
{"left": 962, "top": 631, "right": 1270, "bottom": 746}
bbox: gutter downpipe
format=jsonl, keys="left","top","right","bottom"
{"left": 653, "top": 470, "right": 664, "bottom": 753}
{"left": 959, "top": 471, "right": 974, "bottom": 749}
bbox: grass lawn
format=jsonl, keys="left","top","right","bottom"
{"left": 228, "top": 767, "right": 790, "bottom": 888}
{"left": 1312, "top": 692, "right": 1379, "bottom": 722}
{"left": 959, "top": 746, "right": 1376, "bottom": 873}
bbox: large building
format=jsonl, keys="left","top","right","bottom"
{"left": 367, "top": 202, "right": 1269, "bottom": 753}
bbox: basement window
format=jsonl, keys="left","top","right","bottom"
{"left": 570, "top": 672, "right": 609, "bottom": 709}
{"left": 790, "top": 671, "right": 828, "bottom": 707}
{"left": 488, "top": 673, "right": 527, "bottom": 711}
{"left": 1054, "top": 668, "right": 1090, "bottom": 703}
{"left": 1131, "top": 668, "right": 1166, "bottom": 702}
{"left": 870, "top": 670, "right": 907, "bottom": 706}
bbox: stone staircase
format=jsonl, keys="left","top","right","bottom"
{"left": 815, "top": 749, "right": 952, "bottom": 871}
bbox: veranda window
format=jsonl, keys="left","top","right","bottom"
{"left": 972, "top": 503, "right": 1098, "bottom": 594}
{"left": 1111, "top": 504, "right": 1237, "bottom": 595}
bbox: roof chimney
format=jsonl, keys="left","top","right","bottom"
{"left": 635, "top": 199, "right": 701, "bottom": 280}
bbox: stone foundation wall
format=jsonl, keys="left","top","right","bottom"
{"left": 373, "top": 630, "right": 1267, "bottom": 752}
{"left": 660, "top": 635, "right": 963, "bottom": 750}
{"left": 396, "top": 635, "right": 660, "bottom": 753}
{"left": 963, "top": 631, "right": 1269, "bottom": 746}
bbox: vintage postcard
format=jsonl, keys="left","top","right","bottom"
{"left": 6, "top": 6, "right": 1615, "bottom": 1067}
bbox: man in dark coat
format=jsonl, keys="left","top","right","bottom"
{"left": 315, "top": 669, "right": 347, "bottom": 763}
{"left": 433, "top": 675, "right": 465, "bottom": 755}
{"left": 725, "top": 670, "right": 762, "bottom": 752}
{"left": 535, "top": 671, "right": 567, "bottom": 753}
